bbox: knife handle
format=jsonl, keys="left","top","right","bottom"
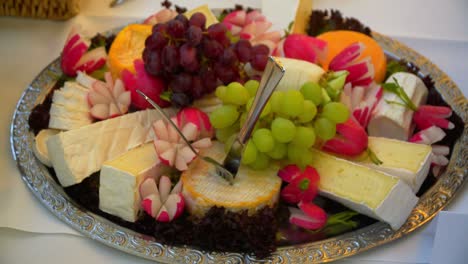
{"left": 238, "top": 56, "right": 285, "bottom": 144}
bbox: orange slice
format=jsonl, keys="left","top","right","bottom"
{"left": 108, "top": 24, "right": 152, "bottom": 78}
{"left": 317, "top": 30, "right": 387, "bottom": 83}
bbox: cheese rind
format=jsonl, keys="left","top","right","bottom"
{"left": 99, "top": 143, "right": 164, "bottom": 222}
{"left": 181, "top": 142, "right": 281, "bottom": 217}
{"left": 309, "top": 149, "right": 418, "bottom": 230}
{"left": 368, "top": 72, "right": 428, "bottom": 140}
{"left": 359, "top": 137, "right": 432, "bottom": 193}
{"left": 47, "top": 109, "right": 167, "bottom": 187}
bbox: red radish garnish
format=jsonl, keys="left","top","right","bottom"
{"left": 140, "top": 176, "right": 185, "bottom": 222}
{"left": 87, "top": 72, "right": 131, "bottom": 120}
{"left": 329, "top": 42, "right": 374, "bottom": 87}
{"left": 277, "top": 164, "right": 302, "bottom": 183}
{"left": 289, "top": 205, "right": 327, "bottom": 230}
{"left": 279, "top": 165, "right": 320, "bottom": 204}
{"left": 143, "top": 8, "right": 177, "bottom": 25}
{"left": 347, "top": 83, "right": 383, "bottom": 128}
{"left": 413, "top": 105, "right": 454, "bottom": 130}
{"left": 139, "top": 177, "right": 159, "bottom": 199}
{"left": 409, "top": 126, "right": 446, "bottom": 145}
{"left": 273, "top": 34, "right": 328, "bottom": 64}
{"left": 222, "top": 10, "right": 281, "bottom": 53}
{"left": 61, "top": 26, "right": 107, "bottom": 77}
{"left": 323, "top": 118, "right": 368, "bottom": 156}
{"left": 176, "top": 107, "right": 214, "bottom": 138}
{"left": 121, "top": 59, "right": 169, "bottom": 109}
{"left": 153, "top": 108, "right": 213, "bottom": 171}
{"left": 409, "top": 127, "right": 451, "bottom": 167}
{"left": 432, "top": 165, "right": 443, "bottom": 177}
{"left": 432, "top": 145, "right": 450, "bottom": 156}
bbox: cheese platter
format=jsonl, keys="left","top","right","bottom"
{"left": 10, "top": 1, "right": 467, "bottom": 263}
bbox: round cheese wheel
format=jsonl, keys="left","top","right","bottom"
{"left": 181, "top": 142, "right": 281, "bottom": 217}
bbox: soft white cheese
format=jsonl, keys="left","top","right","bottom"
{"left": 47, "top": 109, "right": 163, "bottom": 187}
{"left": 368, "top": 72, "right": 428, "bottom": 140}
{"left": 49, "top": 81, "right": 92, "bottom": 130}
{"left": 99, "top": 143, "right": 167, "bottom": 222}
{"left": 358, "top": 137, "right": 433, "bottom": 193}
{"left": 309, "top": 149, "right": 419, "bottom": 230}
{"left": 273, "top": 57, "right": 325, "bottom": 91}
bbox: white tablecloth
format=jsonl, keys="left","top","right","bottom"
{"left": 1, "top": 1, "right": 467, "bottom": 263}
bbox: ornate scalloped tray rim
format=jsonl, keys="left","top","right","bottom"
{"left": 10, "top": 29, "right": 468, "bottom": 263}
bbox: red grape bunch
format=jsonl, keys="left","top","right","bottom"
{"left": 143, "top": 12, "right": 270, "bottom": 107}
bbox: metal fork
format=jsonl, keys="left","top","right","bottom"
{"left": 222, "top": 56, "right": 285, "bottom": 176}
{"left": 137, "top": 90, "right": 236, "bottom": 184}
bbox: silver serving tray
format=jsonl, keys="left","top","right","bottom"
{"left": 10, "top": 30, "right": 467, "bottom": 263}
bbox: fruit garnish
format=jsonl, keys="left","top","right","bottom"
{"left": 317, "top": 30, "right": 386, "bottom": 83}
{"left": 280, "top": 165, "right": 320, "bottom": 204}
{"left": 413, "top": 105, "right": 454, "bottom": 130}
{"left": 184, "top": 4, "right": 219, "bottom": 27}
{"left": 153, "top": 108, "right": 212, "bottom": 171}
{"left": 108, "top": 24, "right": 152, "bottom": 77}
{"left": 328, "top": 42, "right": 375, "bottom": 87}
{"left": 322, "top": 118, "right": 368, "bottom": 156}
{"left": 142, "top": 12, "right": 273, "bottom": 107}
{"left": 222, "top": 10, "right": 281, "bottom": 51}
{"left": 273, "top": 34, "right": 328, "bottom": 64}
{"left": 143, "top": 8, "right": 178, "bottom": 25}
{"left": 289, "top": 203, "right": 327, "bottom": 230}
{"left": 61, "top": 26, "right": 107, "bottom": 77}
{"left": 140, "top": 176, "right": 185, "bottom": 222}
{"left": 121, "top": 59, "right": 169, "bottom": 109}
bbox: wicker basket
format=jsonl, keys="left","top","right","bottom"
{"left": 0, "top": 0, "right": 80, "bottom": 20}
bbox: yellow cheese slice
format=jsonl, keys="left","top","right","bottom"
{"left": 181, "top": 142, "right": 281, "bottom": 217}
{"left": 291, "top": 0, "right": 313, "bottom": 34}
{"left": 184, "top": 5, "right": 219, "bottom": 27}
{"left": 99, "top": 143, "right": 163, "bottom": 222}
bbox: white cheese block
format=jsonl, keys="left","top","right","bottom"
{"left": 181, "top": 142, "right": 281, "bottom": 217}
{"left": 368, "top": 72, "right": 428, "bottom": 140}
{"left": 358, "top": 137, "right": 432, "bottom": 193}
{"left": 47, "top": 109, "right": 164, "bottom": 187}
{"left": 49, "top": 81, "right": 92, "bottom": 130}
{"left": 99, "top": 143, "right": 166, "bottom": 222}
{"left": 309, "top": 149, "right": 418, "bottom": 230}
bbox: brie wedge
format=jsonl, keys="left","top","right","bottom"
{"left": 359, "top": 137, "right": 432, "bottom": 193}
{"left": 47, "top": 109, "right": 164, "bottom": 187}
{"left": 368, "top": 72, "right": 428, "bottom": 140}
{"left": 48, "top": 81, "right": 92, "bottom": 130}
{"left": 99, "top": 143, "right": 166, "bottom": 222}
{"left": 181, "top": 142, "right": 281, "bottom": 217}
{"left": 309, "top": 149, "right": 418, "bottom": 230}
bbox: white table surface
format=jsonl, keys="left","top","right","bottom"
{"left": 1, "top": 0, "right": 467, "bottom": 263}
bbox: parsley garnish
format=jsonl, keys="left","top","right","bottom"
{"left": 367, "top": 148, "right": 383, "bottom": 165}
{"left": 382, "top": 77, "right": 418, "bottom": 111}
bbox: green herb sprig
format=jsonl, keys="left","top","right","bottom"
{"left": 382, "top": 77, "right": 418, "bottom": 111}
